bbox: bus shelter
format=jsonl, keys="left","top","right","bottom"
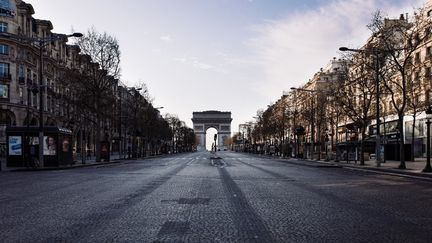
{"left": 6, "top": 126, "right": 73, "bottom": 167}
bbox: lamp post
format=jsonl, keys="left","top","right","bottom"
{"left": 120, "top": 87, "right": 152, "bottom": 158}
{"left": 339, "top": 46, "right": 382, "bottom": 167}
{"left": 280, "top": 100, "right": 288, "bottom": 157}
{"left": 144, "top": 106, "right": 163, "bottom": 156}
{"left": 325, "top": 129, "right": 329, "bottom": 161}
{"left": 423, "top": 106, "right": 432, "bottom": 172}
{"left": 37, "top": 33, "right": 83, "bottom": 167}
{"left": 291, "top": 87, "right": 316, "bottom": 159}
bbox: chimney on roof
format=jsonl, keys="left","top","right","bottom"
{"left": 399, "top": 14, "right": 404, "bottom": 20}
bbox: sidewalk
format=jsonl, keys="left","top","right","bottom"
{"left": 0, "top": 153, "right": 167, "bottom": 172}
{"left": 250, "top": 153, "right": 432, "bottom": 181}
{"left": 329, "top": 157, "right": 432, "bottom": 181}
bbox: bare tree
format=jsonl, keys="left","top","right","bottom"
{"left": 67, "top": 28, "right": 122, "bottom": 162}
{"left": 75, "top": 27, "right": 121, "bottom": 78}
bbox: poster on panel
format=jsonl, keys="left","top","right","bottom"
{"left": 43, "top": 135, "right": 56, "bottom": 155}
{"left": 8, "top": 136, "right": 22, "bottom": 155}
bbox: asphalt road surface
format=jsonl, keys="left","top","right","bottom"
{"left": 1, "top": 151, "right": 432, "bottom": 242}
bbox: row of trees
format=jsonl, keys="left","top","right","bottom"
{"left": 56, "top": 28, "right": 195, "bottom": 161}
{"left": 244, "top": 5, "right": 432, "bottom": 169}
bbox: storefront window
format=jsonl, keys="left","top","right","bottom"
{"left": 406, "top": 120, "right": 425, "bottom": 138}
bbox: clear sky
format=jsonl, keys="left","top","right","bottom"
{"left": 28, "top": 0, "right": 424, "bottom": 133}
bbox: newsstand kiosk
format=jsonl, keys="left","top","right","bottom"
{"left": 6, "top": 126, "right": 73, "bottom": 167}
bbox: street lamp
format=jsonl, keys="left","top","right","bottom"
{"left": 423, "top": 106, "right": 432, "bottom": 172}
{"left": 285, "top": 92, "right": 299, "bottom": 158}
{"left": 144, "top": 106, "right": 164, "bottom": 156}
{"left": 121, "top": 87, "right": 143, "bottom": 159}
{"left": 38, "top": 33, "right": 83, "bottom": 167}
{"left": 325, "top": 129, "right": 330, "bottom": 161}
{"left": 291, "top": 87, "right": 316, "bottom": 160}
{"left": 339, "top": 46, "right": 382, "bottom": 167}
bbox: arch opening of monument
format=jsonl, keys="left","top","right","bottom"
{"left": 192, "top": 111, "right": 232, "bottom": 151}
{"left": 205, "top": 127, "right": 218, "bottom": 151}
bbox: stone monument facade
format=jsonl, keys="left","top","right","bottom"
{"left": 192, "top": 111, "right": 232, "bottom": 151}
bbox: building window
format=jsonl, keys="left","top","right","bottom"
{"left": 19, "top": 87, "right": 23, "bottom": 104}
{"left": 426, "top": 67, "right": 431, "bottom": 79}
{"left": 33, "top": 92, "right": 37, "bottom": 108}
{"left": 0, "top": 62, "right": 9, "bottom": 77}
{"left": 18, "top": 65, "right": 24, "bottom": 78}
{"left": 0, "top": 22, "right": 7, "bottom": 33}
{"left": 0, "top": 44, "right": 9, "bottom": 55}
{"left": 0, "top": 84, "right": 8, "bottom": 98}
{"left": 415, "top": 71, "right": 421, "bottom": 90}
{"left": 18, "top": 65, "right": 25, "bottom": 84}
{"left": 415, "top": 52, "right": 421, "bottom": 63}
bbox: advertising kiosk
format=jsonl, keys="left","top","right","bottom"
{"left": 6, "top": 126, "right": 73, "bottom": 167}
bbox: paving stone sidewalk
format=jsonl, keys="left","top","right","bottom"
{"left": 249, "top": 152, "right": 432, "bottom": 181}
{"left": 0, "top": 153, "right": 169, "bottom": 172}
{"left": 328, "top": 157, "right": 432, "bottom": 181}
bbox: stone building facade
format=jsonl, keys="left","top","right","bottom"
{"left": 0, "top": 0, "right": 118, "bottom": 159}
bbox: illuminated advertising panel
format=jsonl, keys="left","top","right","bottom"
{"left": 8, "top": 136, "right": 21, "bottom": 155}
{"left": 0, "top": 84, "right": 8, "bottom": 98}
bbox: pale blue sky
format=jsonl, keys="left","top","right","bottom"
{"left": 28, "top": 0, "right": 423, "bottom": 132}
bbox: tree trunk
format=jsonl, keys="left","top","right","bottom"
{"left": 317, "top": 124, "right": 321, "bottom": 160}
{"left": 95, "top": 117, "right": 101, "bottom": 162}
{"left": 80, "top": 127, "right": 85, "bottom": 164}
{"left": 398, "top": 114, "right": 406, "bottom": 169}
{"left": 132, "top": 131, "right": 137, "bottom": 158}
{"left": 360, "top": 127, "right": 366, "bottom": 165}
{"left": 411, "top": 115, "right": 416, "bottom": 162}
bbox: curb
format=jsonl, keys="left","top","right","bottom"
{"left": 340, "top": 164, "right": 432, "bottom": 181}
{"left": 7, "top": 159, "right": 125, "bottom": 172}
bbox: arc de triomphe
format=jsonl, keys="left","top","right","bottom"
{"left": 192, "top": 111, "right": 232, "bottom": 151}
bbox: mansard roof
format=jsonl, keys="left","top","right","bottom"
{"left": 17, "top": 1, "right": 34, "bottom": 15}
{"left": 35, "top": 19, "right": 53, "bottom": 30}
